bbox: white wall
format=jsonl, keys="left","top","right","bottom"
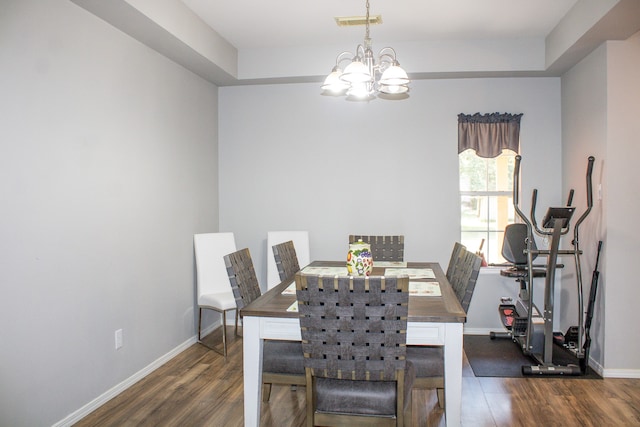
{"left": 561, "top": 32, "right": 640, "bottom": 375}
{"left": 219, "top": 77, "right": 563, "bottom": 327}
{"left": 0, "top": 1, "right": 219, "bottom": 425}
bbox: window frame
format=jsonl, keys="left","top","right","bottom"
{"left": 458, "top": 151, "right": 516, "bottom": 264}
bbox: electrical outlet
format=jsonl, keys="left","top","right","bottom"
{"left": 115, "top": 329, "right": 123, "bottom": 350}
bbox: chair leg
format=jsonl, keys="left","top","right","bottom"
{"left": 234, "top": 309, "right": 239, "bottom": 337}
{"left": 404, "top": 394, "right": 413, "bottom": 427}
{"left": 198, "top": 307, "right": 231, "bottom": 357}
{"left": 221, "top": 310, "right": 228, "bottom": 357}
{"left": 262, "top": 383, "right": 272, "bottom": 402}
{"left": 437, "top": 388, "right": 445, "bottom": 409}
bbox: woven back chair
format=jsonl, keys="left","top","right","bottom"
{"left": 296, "top": 273, "right": 413, "bottom": 427}
{"left": 224, "top": 248, "right": 305, "bottom": 402}
{"left": 446, "top": 242, "right": 466, "bottom": 282}
{"left": 349, "top": 235, "right": 405, "bottom": 262}
{"left": 449, "top": 247, "right": 482, "bottom": 313}
{"left": 272, "top": 240, "right": 300, "bottom": 282}
{"left": 224, "top": 248, "right": 262, "bottom": 310}
{"left": 408, "top": 244, "right": 481, "bottom": 408}
{"left": 267, "top": 231, "right": 310, "bottom": 289}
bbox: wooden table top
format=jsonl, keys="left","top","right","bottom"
{"left": 241, "top": 261, "right": 466, "bottom": 323}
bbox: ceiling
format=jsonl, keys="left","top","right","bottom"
{"left": 181, "top": 0, "right": 579, "bottom": 50}
{"left": 71, "top": 0, "right": 640, "bottom": 85}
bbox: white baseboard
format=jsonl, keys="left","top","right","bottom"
{"left": 602, "top": 368, "right": 640, "bottom": 378}
{"left": 463, "top": 327, "right": 494, "bottom": 335}
{"left": 53, "top": 336, "right": 197, "bottom": 427}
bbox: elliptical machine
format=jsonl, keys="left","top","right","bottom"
{"left": 491, "top": 154, "right": 594, "bottom": 375}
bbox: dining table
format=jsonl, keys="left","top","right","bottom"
{"left": 241, "top": 260, "right": 466, "bottom": 426}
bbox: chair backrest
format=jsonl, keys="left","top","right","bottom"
{"left": 295, "top": 273, "right": 409, "bottom": 381}
{"left": 348, "top": 235, "right": 404, "bottom": 262}
{"left": 267, "top": 231, "right": 310, "bottom": 289}
{"left": 272, "top": 240, "right": 300, "bottom": 282}
{"left": 193, "top": 232, "right": 237, "bottom": 304}
{"left": 224, "top": 248, "right": 262, "bottom": 310}
{"left": 449, "top": 248, "right": 482, "bottom": 313}
{"left": 446, "top": 242, "right": 466, "bottom": 282}
{"left": 502, "top": 223, "right": 538, "bottom": 265}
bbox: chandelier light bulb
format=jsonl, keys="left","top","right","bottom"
{"left": 379, "top": 84, "right": 409, "bottom": 95}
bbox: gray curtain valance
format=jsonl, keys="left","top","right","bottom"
{"left": 458, "top": 112, "right": 522, "bottom": 158}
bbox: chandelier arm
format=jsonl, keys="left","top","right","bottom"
{"left": 378, "top": 47, "right": 398, "bottom": 60}
{"left": 335, "top": 51, "right": 354, "bottom": 68}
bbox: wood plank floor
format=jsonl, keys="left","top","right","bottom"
{"left": 75, "top": 327, "right": 640, "bottom": 426}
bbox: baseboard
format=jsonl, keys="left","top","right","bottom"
{"left": 53, "top": 336, "right": 197, "bottom": 427}
{"left": 463, "top": 327, "right": 494, "bottom": 335}
{"left": 602, "top": 368, "right": 640, "bottom": 379}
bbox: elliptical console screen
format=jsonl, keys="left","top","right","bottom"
{"left": 542, "top": 207, "right": 575, "bottom": 229}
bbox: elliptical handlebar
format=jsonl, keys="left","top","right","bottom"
{"left": 513, "top": 155, "right": 532, "bottom": 229}
{"left": 573, "top": 156, "right": 595, "bottom": 245}
{"left": 513, "top": 154, "right": 595, "bottom": 239}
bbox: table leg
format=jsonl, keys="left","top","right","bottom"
{"left": 243, "top": 316, "right": 263, "bottom": 427}
{"left": 444, "top": 323, "right": 463, "bottom": 426}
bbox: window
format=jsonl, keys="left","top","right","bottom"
{"left": 459, "top": 149, "right": 516, "bottom": 264}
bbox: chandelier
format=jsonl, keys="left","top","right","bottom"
{"left": 321, "top": 0, "right": 410, "bottom": 101}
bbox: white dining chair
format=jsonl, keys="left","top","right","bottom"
{"left": 266, "top": 231, "right": 310, "bottom": 289}
{"left": 194, "top": 232, "right": 238, "bottom": 357}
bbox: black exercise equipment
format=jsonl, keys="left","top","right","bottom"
{"left": 491, "top": 154, "right": 595, "bottom": 376}
{"left": 581, "top": 240, "right": 603, "bottom": 374}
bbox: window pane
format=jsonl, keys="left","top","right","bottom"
{"left": 459, "top": 150, "right": 488, "bottom": 192}
{"left": 460, "top": 195, "right": 488, "bottom": 231}
{"left": 461, "top": 231, "right": 486, "bottom": 256}
{"left": 491, "top": 152, "right": 516, "bottom": 192}
{"left": 487, "top": 195, "right": 515, "bottom": 230}
{"left": 461, "top": 231, "right": 507, "bottom": 264}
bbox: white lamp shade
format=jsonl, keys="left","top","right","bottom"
{"left": 340, "top": 60, "right": 372, "bottom": 83}
{"left": 379, "top": 65, "right": 410, "bottom": 86}
{"left": 321, "top": 70, "right": 350, "bottom": 94}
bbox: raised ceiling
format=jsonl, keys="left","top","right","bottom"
{"left": 181, "top": 0, "right": 579, "bottom": 49}
{"left": 72, "top": 0, "right": 640, "bottom": 85}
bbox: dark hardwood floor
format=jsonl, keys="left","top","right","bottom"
{"left": 74, "top": 327, "right": 640, "bottom": 426}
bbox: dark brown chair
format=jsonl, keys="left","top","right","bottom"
{"left": 272, "top": 240, "right": 301, "bottom": 282}
{"left": 407, "top": 245, "right": 482, "bottom": 407}
{"left": 348, "top": 235, "right": 405, "bottom": 262}
{"left": 296, "top": 273, "right": 414, "bottom": 427}
{"left": 446, "top": 242, "right": 467, "bottom": 282}
{"left": 224, "top": 248, "right": 305, "bottom": 402}
{"left": 449, "top": 248, "right": 483, "bottom": 313}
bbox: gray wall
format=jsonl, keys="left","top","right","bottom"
{"left": 0, "top": 1, "right": 219, "bottom": 425}
{"left": 562, "top": 32, "right": 640, "bottom": 374}
{"left": 218, "top": 77, "right": 564, "bottom": 331}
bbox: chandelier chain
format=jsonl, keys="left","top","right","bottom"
{"left": 365, "top": 0, "right": 370, "bottom": 42}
